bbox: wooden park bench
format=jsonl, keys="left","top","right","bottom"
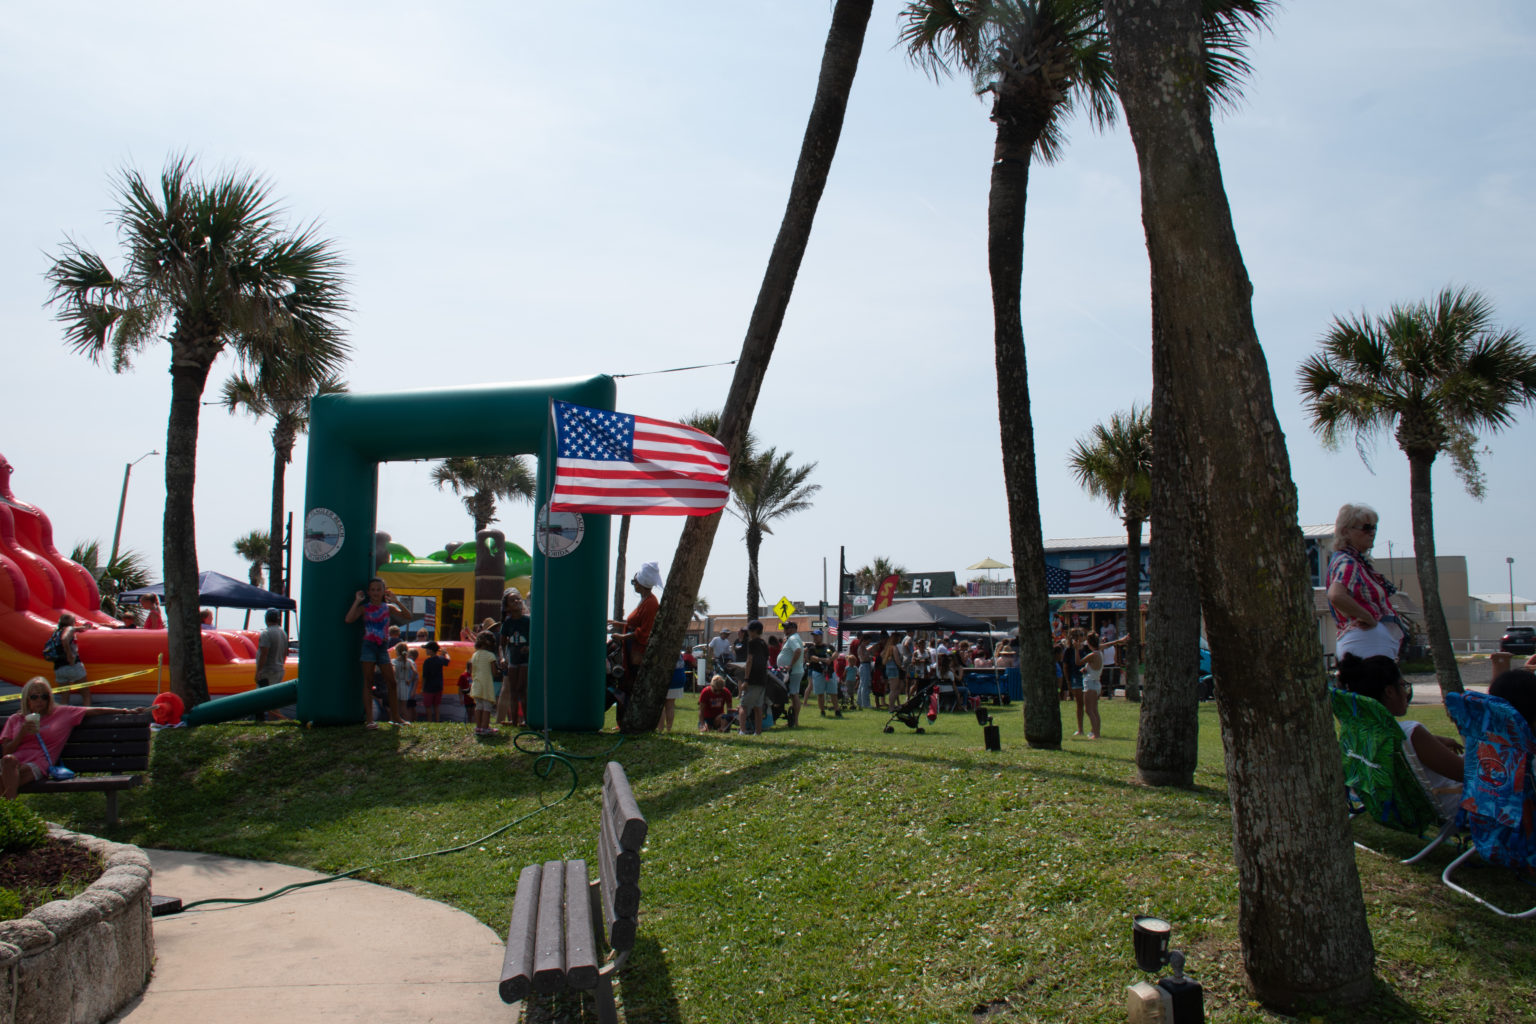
{"left": 18, "top": 710, "right": 152, "bottom": 827}
{"left": 500, "top": 761, "right": 647, "bottom": 1024}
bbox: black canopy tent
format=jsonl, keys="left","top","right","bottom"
{"left": 123, "top": 571, "right": 295, "bottom": 611}
{"left": 840, "top": 600, "right": 989, "bottom": 633}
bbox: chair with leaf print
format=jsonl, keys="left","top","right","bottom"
{"left": 1330, "top": 687, "right": 1461, "bottom": 864}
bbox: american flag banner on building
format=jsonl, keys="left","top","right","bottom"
{"left": 548, "top": 401, "right": 731, "bottom": 516}
{"left": 1045, "top": 551, "right": 1131, "bottom": 594}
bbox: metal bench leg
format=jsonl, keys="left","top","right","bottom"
{"left": 593, "top": 967, "right": 619, "bottom": 1024}
{"left": 105, "top": 790, "right": 119, "bottom": 828}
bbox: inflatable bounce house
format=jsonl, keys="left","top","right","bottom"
{"left": 0, "top": 453, "right": 297, "bottom": 695}
{"left": 378, "top": 539, "right": 532, "bottom": 641}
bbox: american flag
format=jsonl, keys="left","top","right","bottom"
{"left": 549, "top": 401, "right": 731, "bottom": 516}
{"left": 1046, "top": 551, "right": 1132, "bottom": 594}
{"left": 826, "top": 617, "right": 839, "bottom": 639}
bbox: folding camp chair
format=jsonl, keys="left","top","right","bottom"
{"left": 1330, "top": 688, "right": 1461, "bottom": 864}
{"left": 1442, "top": 691, "right": 1536, "bottom": 919}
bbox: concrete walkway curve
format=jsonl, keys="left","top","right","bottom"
{"left": 108, "top": 850, "right": 508, "bottom": 1024}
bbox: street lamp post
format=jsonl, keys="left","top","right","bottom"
{"left": 109, "top": 450, "right": 160, "bottom": 571}
{"left": 1508, "top": 556, "right": 1516, "bottom": 627}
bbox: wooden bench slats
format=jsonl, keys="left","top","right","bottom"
{"left": 21, "top": 775, "right": 142, "bottom": 794}
{"left": 603, "top": 762, "right": 648, "bottom": 850}
{"left": 60, "top": 736, "right": 151, "bottom": 755}
{"left": 532, "top": 860, "right": 568, "bottom": 993}
{"left": 65, "top": 711, "right": 153, "bottom": 729}
{"left": 598, "top": 810, "right": 642, "bottom": 921}
{"left": 503, "top": 761, "right": 645, "bottom": 1017}
{"left": 56, "top": 754, "right": 150, "bottom": 773}
{"left": 562, "top": 860, "right": 599, "bottom": 990}
{"left": 499, "top": 863, "right": 543, "bottom": 1002}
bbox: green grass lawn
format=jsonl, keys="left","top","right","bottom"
{"left": 31, "top": 697, "right": 1536, "bottom": 1023}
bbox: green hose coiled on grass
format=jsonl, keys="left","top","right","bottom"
{"left": 174, "top": 729, "right": 624, "bottom": 912}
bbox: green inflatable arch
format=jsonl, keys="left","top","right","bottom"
{"left": 293, "top": 374, "right": 615, "bottom": 728}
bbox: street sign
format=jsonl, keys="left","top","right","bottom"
{"left": 773, "top": 596, "right": 796, "bottom": 623}
{"left": 811, "top": 620, "right": 826, "bottom": 627}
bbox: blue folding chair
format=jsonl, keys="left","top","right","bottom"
{"left": 1442, "top": 691, "right": 1536, "bottom": 919}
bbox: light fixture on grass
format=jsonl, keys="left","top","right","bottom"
{"left": 974, "top": 704, "right": 1000, "bottom": 751}
{"left": 1125, "top": 915, "right": 1204, "bottom": 1024}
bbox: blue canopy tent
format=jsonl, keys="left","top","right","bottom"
{"left": 123, "top": 571, "right": 295, "bottom": 611}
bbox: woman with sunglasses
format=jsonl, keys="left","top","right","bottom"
{"left": 1326, "top": 503, "right": 1402, "bottom": 661}
{"left": 2, "top": 677, "right": 130, "bottom": 799}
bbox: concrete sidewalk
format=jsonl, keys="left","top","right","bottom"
{"left": 110, "top": 850, "right": 509, "bottom": 1024}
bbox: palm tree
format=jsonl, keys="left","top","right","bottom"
{"left": 47, "top": 156, "right": 348, "bottom": 707}
{"left": 853, "top": 556, "right": 907, "bottom": 594}
{"left": 1299, "top": 286, "right": 1536, "bottom": 697}
{"left": 70, "top": 540, "right": 153, "bottom": 614}
{"left": 621, "top": 0, "right": 873, "bottom": 734}
{"left": 1067, "top": 405, "right": 1151, "bottom": 698}
{"left": 1103, "top": 0, "right": 1373, "bottom": 1007}
{"left": 221, "top": 351, "right": 348, "bottom": 597}
{"left": 692, "top": 596, "right": 710, "bottom": 619}
{"left": 901, "top": 0, "right": 1118, "bottom": 748}
{"left": 730, "top": 449, "right": 820, "bottom": 617}
{"left": 233, "top": 530, "right": 270, "bottom": 587}
{"left": 430, "top": 456, "right": 536, "bottom": 535}
{"left": 900, "top": 0, "right": 1265, "bottom": 748}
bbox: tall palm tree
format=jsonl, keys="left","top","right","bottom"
{"left": 47, "top": 156, "right": 348, "bottom": 707}
{"left": 221, "top": 352, "right": 348, "bottom": 597}
{"left": 853, "top": 556, "right": 907, "bottom": 593}
{"left": 901, "top": 0, "right": 1114, "bottom": 750}
{"left": 1067, "top": 405, "right": 1151, "bottom": 698}
{"left": 1103, "top": 0, "right": 1374, "bottom": 1007}
{"left": 232, "top": 530, "right": 270, "bottom": 587}
{"left": 622, "top": 0, "right": 873, "bottom": 734}
{"left": 430, "top": 456, "right": 536, "bottom": 535}
{"left": 900, "top": 0, "right": 1265, "bottom": 749}
{"left": 1299, "top": 287, "right": 1536, "bottom": 697}
{"left": 731, "top": 449, "right": 820, "bottom": 617}
{"left": 692, "top": 596, "right": 710, "bottom": 619}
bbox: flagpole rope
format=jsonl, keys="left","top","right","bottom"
{"left": 610, "top": 359, "right": 735, "bottom": 379}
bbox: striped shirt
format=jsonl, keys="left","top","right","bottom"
{"left": 1326, "top": 548, "right": 1397, "bottom": 634}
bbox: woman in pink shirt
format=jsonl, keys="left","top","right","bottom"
{"left": 2, "top": 678, "right": 130, "bottom": 799}
{"left": 1326, "top": 503, "right": 1401, "bottom": 660}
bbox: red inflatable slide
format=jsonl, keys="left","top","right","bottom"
{"left": 0, "top": 453, "right": 292, "bottom": 695}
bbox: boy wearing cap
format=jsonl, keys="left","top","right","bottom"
{"left": 739, "top": 620, "right": 769, "bottom": 736}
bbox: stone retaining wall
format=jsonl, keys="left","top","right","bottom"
{"left": 0, "top": 827, "right": 154, "bottom": 1024}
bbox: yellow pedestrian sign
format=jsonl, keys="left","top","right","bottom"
{"left": 774, "top": 596, "right": 796, "bottom": 624}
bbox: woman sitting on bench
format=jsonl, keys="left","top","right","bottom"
{"left": 2, "top": 677, "right": 130, "bottom": 800}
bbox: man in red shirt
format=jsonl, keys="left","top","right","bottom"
{"left": 697, "top": 674, "right": 734, "bottom": 732}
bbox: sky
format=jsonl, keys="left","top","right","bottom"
{"left": 3, "top": 1, "right": 1534, "bottom": 627}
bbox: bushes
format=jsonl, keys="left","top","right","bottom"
{"left": 0, "top": 888, "right": 23, "bottom": 921}
{"left": 0, "top": 799, "right": 48, "bottom": 854}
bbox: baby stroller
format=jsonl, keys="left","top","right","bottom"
{"left": 883, "top": 682, "right": 938, "bottom": 734}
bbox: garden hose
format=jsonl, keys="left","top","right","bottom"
{"left": 166, "top": 730, "right": 625, "bottom": 913}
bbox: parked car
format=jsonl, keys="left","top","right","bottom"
{"left": 1500, "top": 626, "right": 1536, "bottom": 655}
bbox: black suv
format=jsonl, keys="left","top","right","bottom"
{"left": 1500, "top": 626, "right": 1536, "bottom": 655}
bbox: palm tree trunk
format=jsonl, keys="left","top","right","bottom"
{"left": 988, "top": 107, "right": 1060, "bottom": 749}
{"left": 612, "top": 515, "right": 631, "bottom": 621}
{"left": 1138, "top": 353, "right": 1201, "bottom": 785}
{"left": 1121, "top": 517, "right": 1144, "bottom": 700}
{"left": 164, "top": 347, "right": 213, "bottom": 707}
{"left": 620, "top": 0, "right": 873, "bottom": 734}
{"left": 1407, "top": 451, "right": 1463, "bottom": 695}
{"left": 269, "top": 421, "right": 296, "bottom": 596}
{"left": 745, "top": 525, "right": 763, "bottom": 618}
{"left": 1104, "top": 0, "right": 1374, "bottom": 1008}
